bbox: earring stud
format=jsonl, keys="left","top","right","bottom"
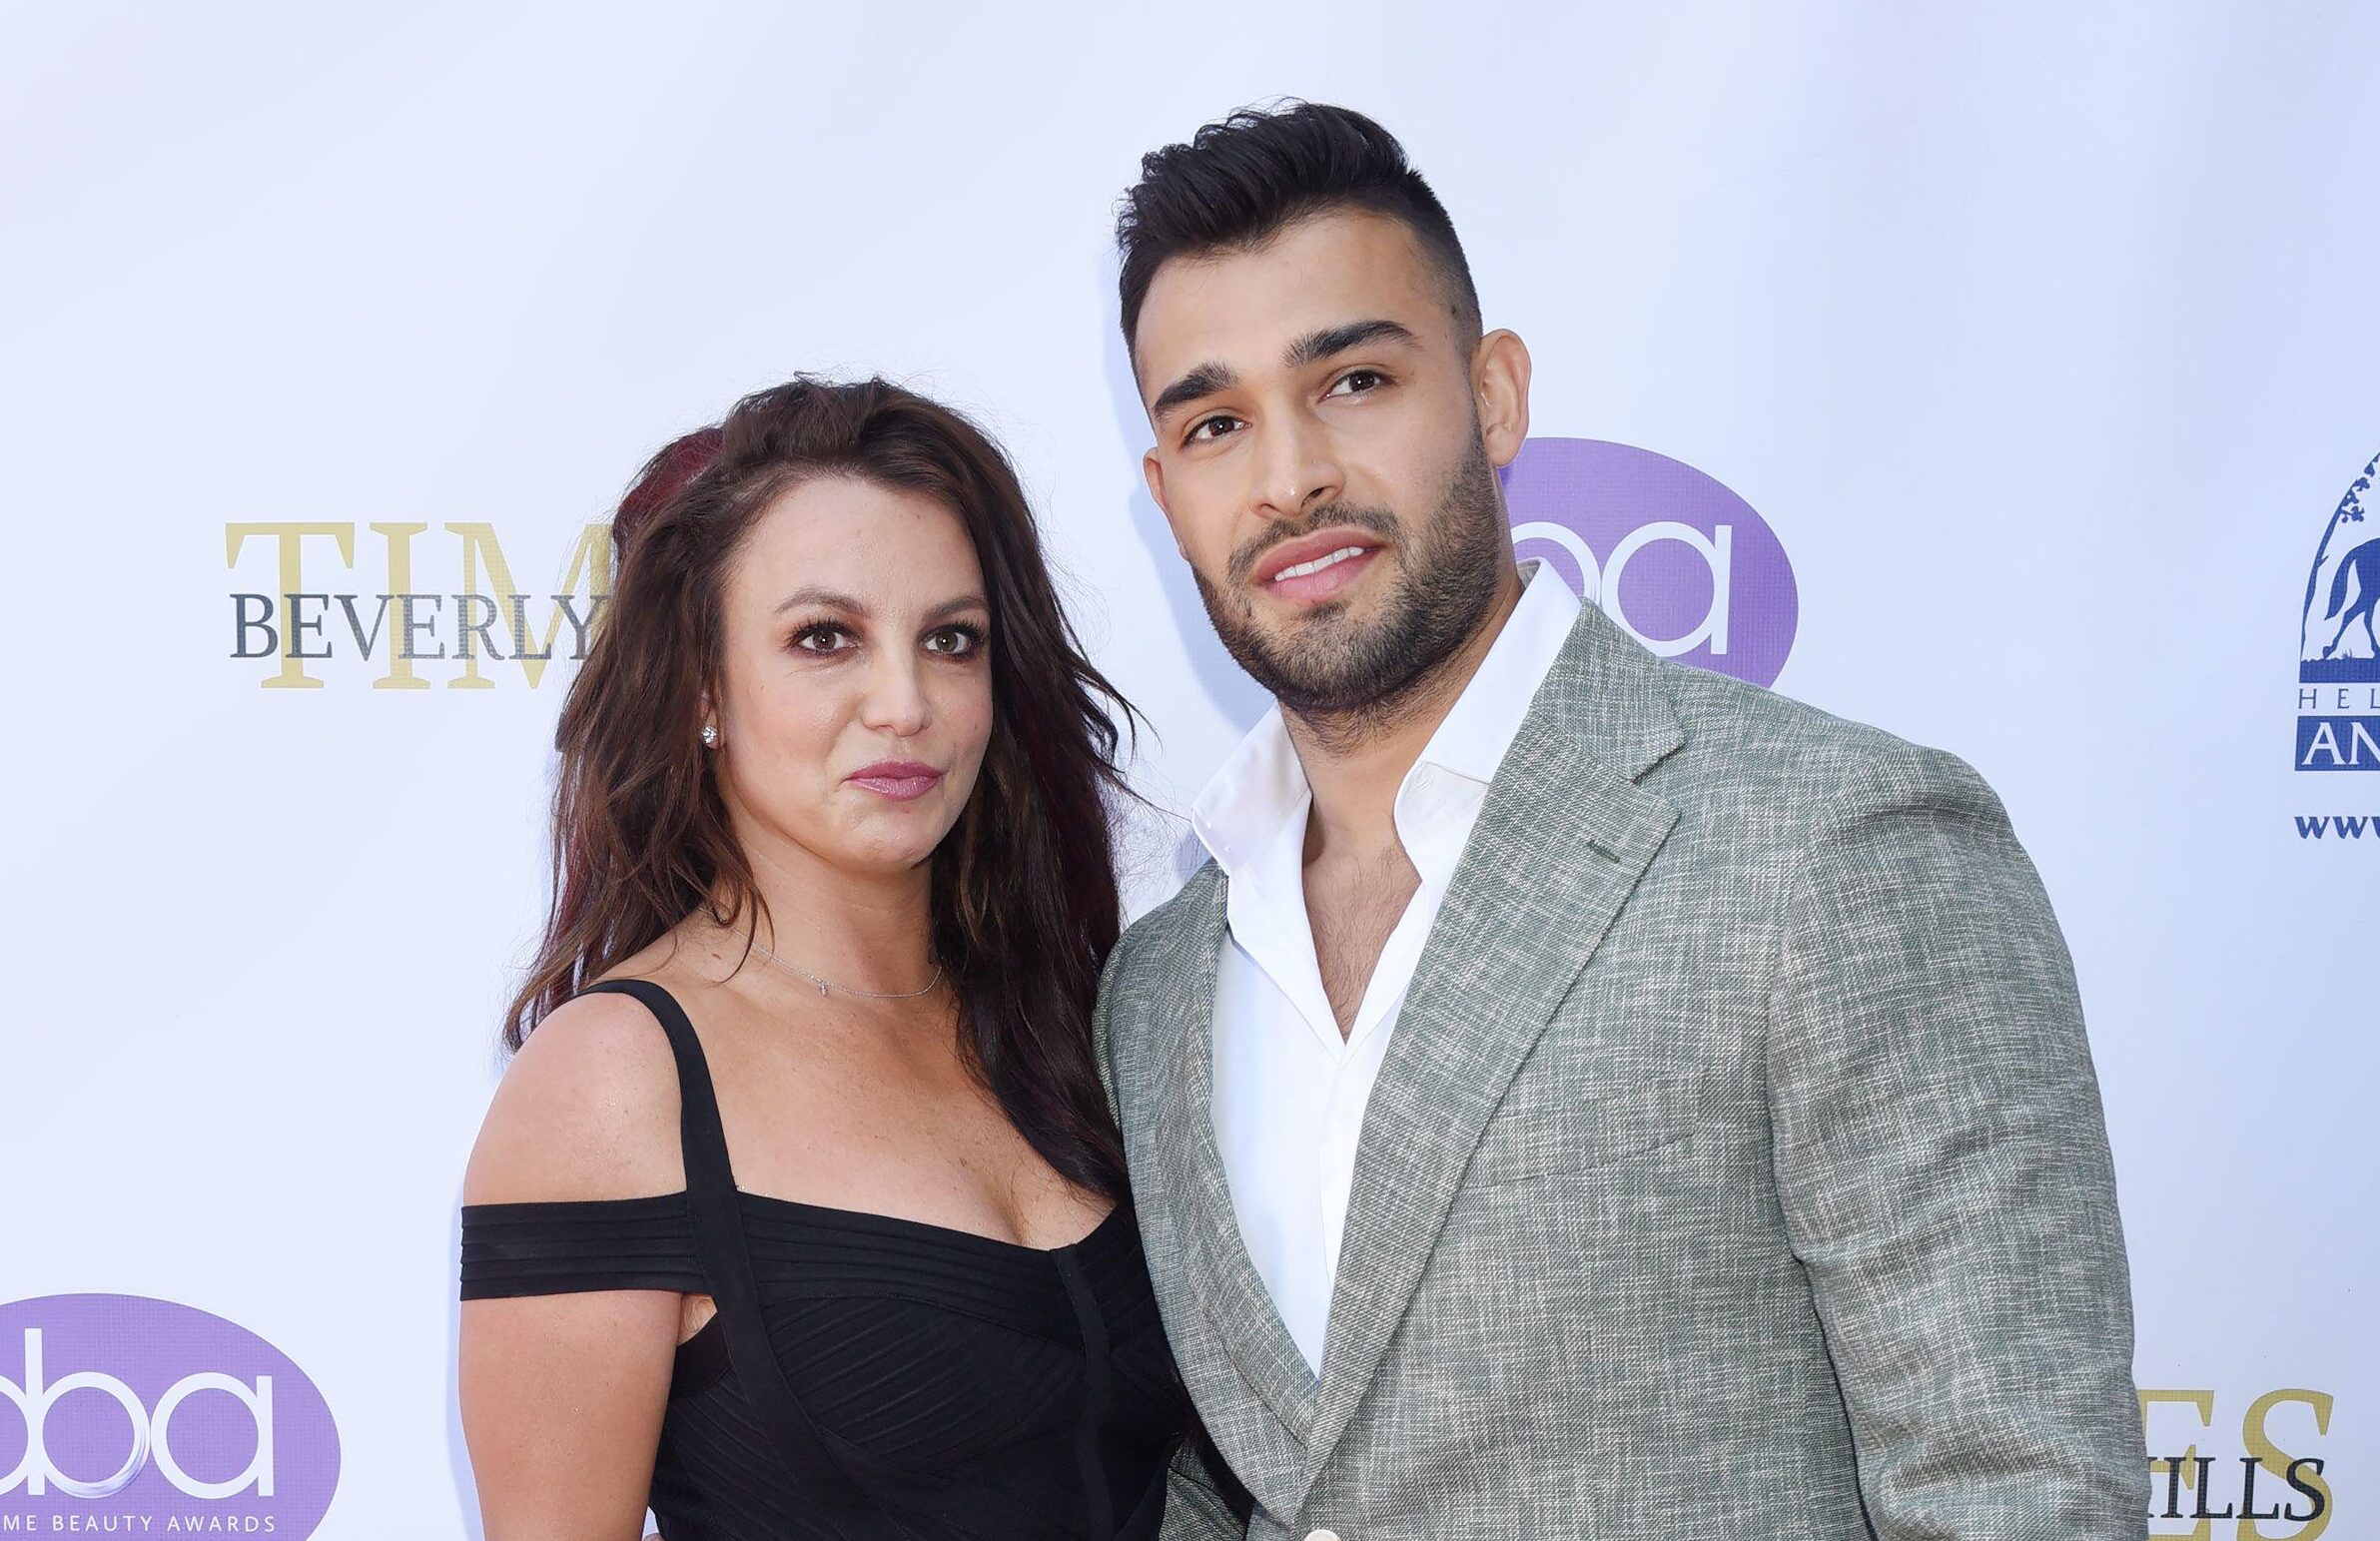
{"left": 701, "top": 724, "right": 720, "bottom": 748}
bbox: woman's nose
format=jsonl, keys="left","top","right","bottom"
{"left": 859, "top": 652, "right": 930, "bottom": 738}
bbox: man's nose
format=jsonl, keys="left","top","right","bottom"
{"left": 1251, "top": 407, "right": 1345, "bottom": 523}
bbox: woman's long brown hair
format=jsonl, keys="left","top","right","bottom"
{"left": 505, "top": 378, "right": 1139, "bottom": 1198}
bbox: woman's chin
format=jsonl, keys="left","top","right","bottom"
{"left": 831, "top": 824, "right": 953, "bottom": 877}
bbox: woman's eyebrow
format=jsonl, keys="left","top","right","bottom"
{"left": 774, "top": 585, "right": 865, "bottom": 615}
{"left": 773, "top": 588, "right": 988, "bottom": 622}
{"left": 922, "top": 594, "right": 990, "bottom": 623}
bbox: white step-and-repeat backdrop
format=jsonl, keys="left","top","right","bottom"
{"left": 3, "top": 4, "right": 2372, "bottom": 1536}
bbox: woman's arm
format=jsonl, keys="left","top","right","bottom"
{"left": 458, "top": 993, "right": 694, "bottom": 1541}
{"left": 460, "top": 1291, "right": 679, "bottom": 1540}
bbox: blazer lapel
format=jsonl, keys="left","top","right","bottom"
{"left": 1292, "top": 600, "right": 1687, "bottom": 1496}
{"left": 1136, "top": 867, "right": 1318, "bottom": 1509}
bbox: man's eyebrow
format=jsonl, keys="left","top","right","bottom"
{"left": 1147, "top": 319, "right": 1417, "bottom": 424}
{"left": 1284, "top": 318, "right": 1418, "bottom": 369}
{"left": 1149, "top": 362, "right": 1238, "bottom": 422}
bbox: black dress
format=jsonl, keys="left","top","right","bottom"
{"left": 459, "top": 979, "right": 1193, "bottom": 1541}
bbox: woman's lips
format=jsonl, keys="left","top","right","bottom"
{"left": 847, "top": 761, "right": 943, "bottom": 801}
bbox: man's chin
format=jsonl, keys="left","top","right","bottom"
{"left": 1244, "top": 579, "right": 1379, "bottom": 640}
{"left": 1238, "top": 610, "right": 1364, "bottom": 674}
{"left": 1233, "top": 629, "right": 1430, "bottom": 716}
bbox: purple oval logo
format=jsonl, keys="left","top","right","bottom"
{"left": 0, "top": 1294, "right": 340, "bottom": 1535}
{"left": 1501, "top": 437, "right": 1799, "bottom": 687}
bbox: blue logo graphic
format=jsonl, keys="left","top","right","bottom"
{"left": 2296, "top": 450, "right": 2380, "bottom": 771}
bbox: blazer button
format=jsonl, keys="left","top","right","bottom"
{"left": 1304, "top": 1531, "right": 1341, "bottom": 1541}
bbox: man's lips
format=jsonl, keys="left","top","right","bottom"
{"left": 1250, "top": 526, "right": 1388, "bottom": 607}
{"left": 847, "top": 761, "right": 943, "bottom": 801}
{"left": 1251, "top": 526, "right": 1388, "bottom": 585}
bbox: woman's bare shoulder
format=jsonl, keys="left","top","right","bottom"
{"left": 462, "top": 987, "right": 687, "bottom": 1207}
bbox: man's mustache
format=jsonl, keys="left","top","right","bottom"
{"left": 1226, "top": 506, "right": 1404, "bottom": 588}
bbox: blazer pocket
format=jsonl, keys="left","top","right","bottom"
{"left": 1462, "top": 1067, "right": 1710, "bottom": 1186}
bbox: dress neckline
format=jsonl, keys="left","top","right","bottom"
{"left": 459, "top": 1188, "right": 1131, "bottom": 1260}
{"left": 735, "top": 1186, "right": 1131, "bottom": 1258}
{"left": 562, "top": 976, "right": 1128, "bottom": 1262}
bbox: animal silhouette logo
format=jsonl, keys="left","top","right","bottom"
{"left": 2296, "top": 450, "right": 2380, "bottom": 773}
{"left": 2300, "top": 451, "right": 2380, "bottom": 682}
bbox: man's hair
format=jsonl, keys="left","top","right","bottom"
{"left": 1116, "top": 101, "right": 1481, "bottom": 356}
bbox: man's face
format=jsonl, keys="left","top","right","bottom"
{"left": 1134, "top": 208, "right": 1526, "bottom": 717}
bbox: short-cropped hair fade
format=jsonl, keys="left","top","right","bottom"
{"left": 1116, "top": 101, "right": 1482, "bottom": 359}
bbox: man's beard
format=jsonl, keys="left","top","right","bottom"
{"left": 1192, "top": 428, "right": 1508, "bottom": 734}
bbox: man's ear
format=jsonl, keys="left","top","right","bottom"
{"left": 1472, "top": 329, "right": 1533, "bottom": 467}
{"left": 1143, "top": 448, "right": 1189, "bottom": 560}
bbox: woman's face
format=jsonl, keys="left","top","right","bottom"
{"left": 709, "top": 474, "right": 995, "bottom": 879}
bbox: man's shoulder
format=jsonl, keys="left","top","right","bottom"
{"left": 1096, "top": 860, "right": 1224, "bottom": 1091}
{"left": 1107, "top": 860, "right": 1223, "bottom": 993}
{"left": 1631, "top": 658, "right": 2002, "bottom": 829}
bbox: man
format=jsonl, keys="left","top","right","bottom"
{"left": 1095, "top": 102, "right": 2141, "bottom": 1539}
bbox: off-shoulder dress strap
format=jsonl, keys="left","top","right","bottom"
{"left": 457, "top": 978, "right": 726, "bottom": 1300}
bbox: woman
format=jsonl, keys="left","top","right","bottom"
{"left": 457, "top": 378, "right": 1193, "bottom": 1540}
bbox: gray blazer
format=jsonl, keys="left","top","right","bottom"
{"left": 1097, "top": 595, "right": 2141, "bottom": 1540}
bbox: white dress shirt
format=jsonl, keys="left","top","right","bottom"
{"left": 1190, "top": 560, "right": 1582, "bottom": 1372}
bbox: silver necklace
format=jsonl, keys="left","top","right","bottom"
{"left": 750, "top": 939, "right": 944, "bottom": 1000}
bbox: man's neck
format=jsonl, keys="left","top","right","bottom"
{"left": 1285, "top": 567, "right": 1526, "bottom": 866}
